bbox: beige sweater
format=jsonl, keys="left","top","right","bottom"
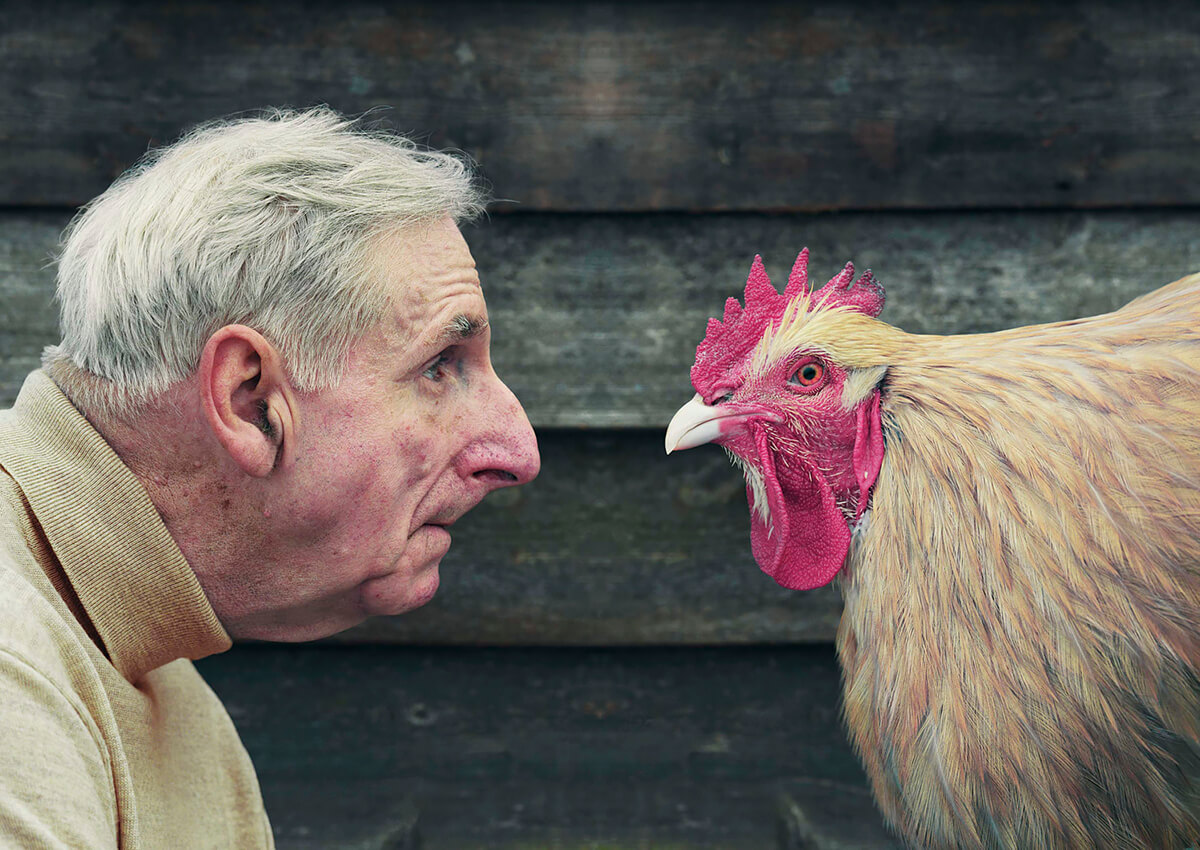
{"left": 0, "top": 372, "right": 273, "bottom": 849}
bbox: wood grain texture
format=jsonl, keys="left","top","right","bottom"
{"left": 198, "top": 644, "right": 902, "bottom": 849}
{"left": 2, "top": 0, "right": 1199, "bottom": 210}
{"left": 0, "top": 213, "right": 60, "bottom": 380}
{"left": 5, "top": 209, "right": 1199, "bottom": 426}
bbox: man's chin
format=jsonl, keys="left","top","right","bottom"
{"left": 359, "top": 561, "right": 442, "bottom": 617}
{"left": 353, "top": 525, "right": 451, "bottom": 616}
{"left": 402, "top": 565, "right": 441, "bottom": 611}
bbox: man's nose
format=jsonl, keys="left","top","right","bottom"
{"left": 458, "top": 373, "right": 540, "bottom": 491}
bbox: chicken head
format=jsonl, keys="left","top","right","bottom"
{"left": 665, "top": 251, "right": 888, "bottom": 590}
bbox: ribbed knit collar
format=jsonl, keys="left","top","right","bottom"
{"left": 0, "top": 371, "right": 231, "bottom": 682}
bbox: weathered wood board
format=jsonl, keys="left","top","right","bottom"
{"left": 198, "top": 644, "right": 902, "bottom": 849}
{"left": 5, "top": 210, "right": 1199, "bottom": 426}
{"left": 3, "top": 0, "right": 1199, "bottom": 210}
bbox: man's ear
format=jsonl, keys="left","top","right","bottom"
{"left": 199, "top": 325, "right": 296, "bottom": 477}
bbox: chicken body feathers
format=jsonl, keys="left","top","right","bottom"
{"left": 837, "top": 273, "right": 1200, "bottom": 849}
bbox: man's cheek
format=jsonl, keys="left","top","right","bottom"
{"left": 392, "top": 425, "right": 436, "bottom": 486}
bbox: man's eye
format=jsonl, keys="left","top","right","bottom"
{"left": 422, "top": 351, "right": 454, "bottom": 381}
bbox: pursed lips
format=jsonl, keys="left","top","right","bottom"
{"left": 416, "top": 504, "right": 474, "bottom": 535}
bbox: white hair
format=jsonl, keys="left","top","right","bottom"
{"left": 44, "top": 106, "right": 487, "bottom": 418}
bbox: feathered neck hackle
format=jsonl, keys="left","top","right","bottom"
{"left": 838, "top": 273, "right": 1200, "bottom": 849}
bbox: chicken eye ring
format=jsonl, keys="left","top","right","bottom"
{"left": 788, "top": 359, "right": 825, "bottom": 389}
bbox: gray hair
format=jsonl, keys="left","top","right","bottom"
{"left": 43, "top": 106, "right": 487, "bottom": 417}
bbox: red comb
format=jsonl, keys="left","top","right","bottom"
{"left": 812, "top": 258, "right": 885, "bottom": 318}
{"left": 691, "top": 250, "right": 884, "bottom": 394}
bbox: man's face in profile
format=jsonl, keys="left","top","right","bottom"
{"left": 239, "top": 217, "right": 540, "bottom": 640}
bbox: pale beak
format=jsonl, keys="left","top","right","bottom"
{"left": 665, "top": 393, "right": 779, "bottom": 454}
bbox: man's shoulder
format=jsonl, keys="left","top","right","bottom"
{"left": 0, "top": 472, "right": 104, "bottom": 695}
{"left": 0, "top": 563, "right": 93, "bottom": 687}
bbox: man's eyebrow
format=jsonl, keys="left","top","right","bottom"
{"left": 439, "top": 314, "right": 489, "bottom": 343}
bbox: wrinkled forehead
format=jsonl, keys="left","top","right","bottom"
{"left": 371, "top": 217, "right": 480, "bottom": 288}
{"left": 369, "top": 218, "right": 488, "bottom": 346}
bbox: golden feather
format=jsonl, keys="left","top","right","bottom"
{"left": 829, "top": 273, "right": 1200, "bottom": 848}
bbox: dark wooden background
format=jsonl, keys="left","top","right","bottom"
{"left": 3, "top": 2, "right": 1198, "bottom": 847}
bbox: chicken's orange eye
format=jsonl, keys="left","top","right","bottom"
{"left": 791, "top": 361, "right": 824, "bottom": 387}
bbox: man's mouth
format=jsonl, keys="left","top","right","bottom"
{"left": 420, "top": 521, "right": 453, "bottom": 537}
{"left": 417, "top": 506, "right": 471, "bottom": 535}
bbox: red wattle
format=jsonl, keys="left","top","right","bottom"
{"left": 747, "top": 425, "right": 850, "bottom": 591}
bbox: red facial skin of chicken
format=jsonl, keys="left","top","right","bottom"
{"left": 691, "top": 354, "right": 884, "bottom": 590}
{"left": 680, "top": 252, "right": 886, "bottom": 590}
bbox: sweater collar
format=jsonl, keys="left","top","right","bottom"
{"left": 0, "top": 371, "right": 231, "bottom": 681}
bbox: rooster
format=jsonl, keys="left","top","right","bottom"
{"left": 664, "top": 251, "right": 1200, "bottom": 849}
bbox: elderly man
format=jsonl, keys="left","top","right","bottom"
{"left": 0, "top": 109, "right": 539, "bottom": 846}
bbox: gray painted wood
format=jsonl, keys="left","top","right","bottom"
{"left": 3, "top": 1, "right": 1200, "bottom": 210}
{"left": 5, "top": 209, "right": 1199, "bottom": 426}
{"left": 198, "top": 644, "right": 902, "bottom": 849}
{"left": 0, "top": 212, "right": 61, "bottom": 409}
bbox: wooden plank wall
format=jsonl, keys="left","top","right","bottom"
{"left": 2, "top": 2, "right": 1198, "bottom": 847}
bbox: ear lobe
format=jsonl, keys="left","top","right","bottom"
{"left": 852, "top": 389, "right": 885, "bottom": 521}
{"left": 199, "top": 325, "right": 295, "bottom": 478}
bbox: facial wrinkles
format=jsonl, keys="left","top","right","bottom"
{"left": 371, "top": 217, "right": 482, "bottom": 353}
{"left": 386, "top": 344, "right": 469, "bottom": 538}
{"left": 387, "top": 283, "right": 484, "bottom": 362}
{"left": 206, "top": 219, "right": 505, "bottom": 639}
{"left": 304, "top": 227, "right": 481, "bottom": 556}
{"left": 794, "top": 380, "right": 858, "bottom": 482}
{"left": 421, "top": 301, "right": 490, "bottom": 361}
{"left": 395, "top": 317, "right": 495, "bottom": 540}
{"left": 422, "top": 261, "right": 481, "bottom": 294}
